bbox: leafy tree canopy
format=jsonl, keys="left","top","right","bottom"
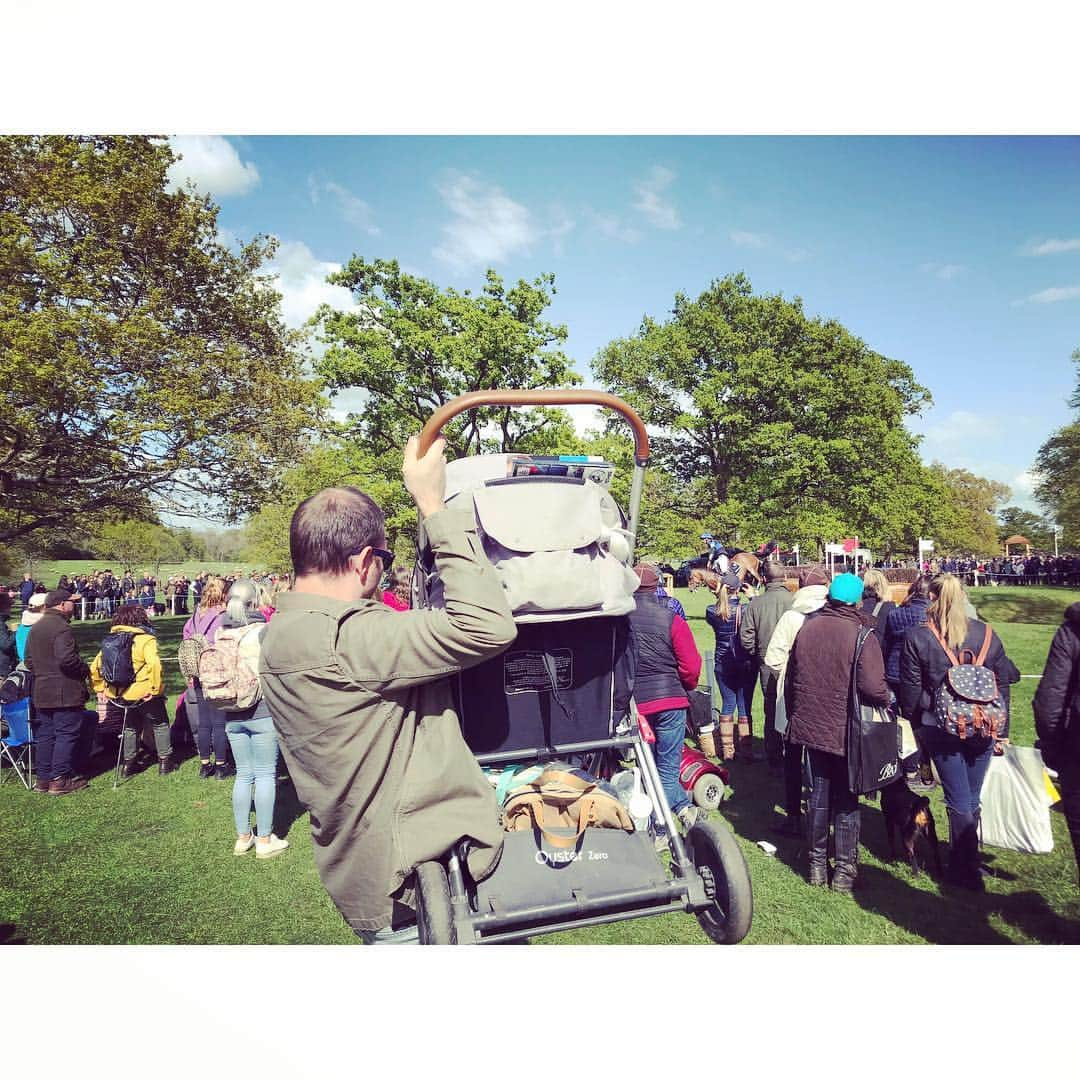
{"left": 593, "top": 272, "right": 937, "bottom": 556}
{"left": 93, "top": 520, "right": 184, "bottom": 575}
{"left": 1034, "top": 348, "right": 1080, "bottom": 545}
{"left": 928, "top": 463, "right": 1010, "bottom": 554}
{"left": 313, "top": 259, "right": 580, "bottom": 457}
{"left": 996, "top": 506, "right": 1055, "bottom": 551}
{"left": 244, "top": 441, "right": 416, "bottom": 575}
{"left": 0, "top": 135, "right": 325, "bottom": 546}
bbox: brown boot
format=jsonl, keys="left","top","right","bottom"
{"left": 698, "top": 728, "right": 717, "bottom": 758}
{"left": 717, "top": 716, "right": 736, "bottom": 762}
{"left": 47, "top": 775, "right": 89, "bottom": 796}
{"left": 737, "top": 716, "right": 760, "bottom": 762}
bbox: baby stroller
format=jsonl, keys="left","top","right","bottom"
{"left": 410, "top": 389, "right": 753, "bottom": 945}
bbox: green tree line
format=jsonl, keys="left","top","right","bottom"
{"left": 5, "top": 135, "right": 1065, "bottom": 579}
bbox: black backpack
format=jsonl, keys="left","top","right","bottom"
{"left": 100, "top": 630, "right": 142, "bottom": 691}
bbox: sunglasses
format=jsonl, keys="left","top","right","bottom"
{"left": 350, "top": 545, "right": 394, "bottom": 572}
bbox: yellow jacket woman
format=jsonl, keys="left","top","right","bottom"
{"left": 90, "top": 604, "right": 176, "bottom": 777}
{"left": 90, "top": 624, "right": 165, "bottom": 701}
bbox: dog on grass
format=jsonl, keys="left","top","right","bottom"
{"left": 880, "top": 777, "right": 942, "bottom": 876}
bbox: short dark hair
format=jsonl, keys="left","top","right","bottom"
{"left": 290, "top": 486, "right": 385, "bottom": 577}
{"left": 762, "top": 560, "right": 786, "bottom": 583}
{"left": 112, "top": 603, "right": 151, "bottom": 629}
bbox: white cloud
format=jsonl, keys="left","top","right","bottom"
{"left": 632, "top": 166, "right": 681, "bottom": 230}
{"left": 1012, "top": 469, "right": 1038, "bottom": 495}
{"left": 263, "top": 239, "right": 359, "bottom": 329}
{"left": 309, "top": 175, "right": 379, "bottom": 236}
{"left": 326, "top": 387, "right": 370, "bottom": 423}
{"left": 1025, "top": 284, "right": 1080, "bottom": 304}
{"left": 1023, "top": 238, "right": 1080, "bottom": 256}
{"left": 167, "top": 136, "right": 260, "bottom": 197}
{"left": 547, "top": 206, "right": 576, "bottom": 256}
{"left": 785, "top": 247, "right": 811, "bottom": 263}
{"left": 920, "top": 261, "right": 966, "bottom": 280}
{"left": 921, "top": 409, "right": 1001, "bottom": 451}
{"left": 730, "top": 229, "right": 768, "bottom": 249}
{"left": 589, "top": 210, "right": 640, "bottom": 244}
{"left": 432, "top": 171, "right": 572, "bottom": 270}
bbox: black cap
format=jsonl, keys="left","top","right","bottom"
{"left": 44, "top": 588, "right": 82, "bottom": 607}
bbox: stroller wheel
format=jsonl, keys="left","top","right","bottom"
{"left": 686, "top": 819, "right": 753, "bottom": 945}
{"left": 692, "top": 773, "right": 726, "bottom": 810}
{"left": 415, "top": 861, "right": 456, "bottom": 945}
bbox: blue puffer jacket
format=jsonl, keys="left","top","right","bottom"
{"left": 882, "top": 597, "right": 930, "bottom": 684}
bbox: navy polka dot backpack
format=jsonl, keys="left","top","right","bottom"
{"left": 928, "top": 623, "right": 1007, "bottom": 741}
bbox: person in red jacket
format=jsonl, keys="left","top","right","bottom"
{"left": 627, "top": 563, "right": 703, "bottom": 831}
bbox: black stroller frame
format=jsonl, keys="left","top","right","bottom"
{"left": 411, "top": 390, "right": 753, "bottom": 945}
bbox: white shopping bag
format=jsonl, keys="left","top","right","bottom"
{"left": 896, "top": 718, "right": 918, "bottom": 762}
{"left": 979, "top": 745, "right": 1055, "bottom": 855}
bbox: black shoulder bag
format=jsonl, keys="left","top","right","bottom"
{"left": 846, "top": 627, "right": 900, "bottom": 794}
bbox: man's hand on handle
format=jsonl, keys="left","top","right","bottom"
{"left": 403, "top": 434, "right": 447, "bottom": 520}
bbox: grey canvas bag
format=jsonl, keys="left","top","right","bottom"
{"left": 468, "top": 480, "right": 640, "bottom": 623}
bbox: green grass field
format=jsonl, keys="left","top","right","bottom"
{"left": 2, "top": 585, "right": 1077, "bottom": 945}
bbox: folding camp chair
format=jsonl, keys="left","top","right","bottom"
{"left": 0, "top": 699, "right": 33, "bottom": 790}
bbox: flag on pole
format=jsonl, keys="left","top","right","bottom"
{"left": 842, "top": 537, "right": 857, "bottom": 554}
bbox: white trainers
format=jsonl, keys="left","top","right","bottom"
{"left": 676, "top": 805, "right": 700, "bottom": 832}
{"left": 234, "top": 834, "right": 255, "bottom": 855}
{"left": 255, "top": 834, "right": 289, "bottom": 859}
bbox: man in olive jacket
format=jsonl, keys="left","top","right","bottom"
{"left": 739, "top": 561, "right": 795, "bottom": 767}
{"left": 26, "top": 588, "right": 94, "bottom": 795}
{"left": 259, "top": 434, "right": 517, "bottom": 942}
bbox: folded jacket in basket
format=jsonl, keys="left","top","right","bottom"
{"left": 503, "top": 765, "right": 635, "bottom": 848}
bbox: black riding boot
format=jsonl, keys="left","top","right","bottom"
{"left": 946, "top": 809, "right": 984, "bottom": 891}
{"left": 831, "top": 809, "right": 861, "bottom": 894}
{"left": 807, "top": 779, "right": 830, "bottom": 886}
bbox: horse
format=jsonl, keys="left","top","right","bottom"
{"left": 688, "top": 568, "right": 722, "bottom": 593}
{"left": 686, "top": 552, "right": 764, "bottom": 596}
{"left": 690, "top": 552, "right": 763, "bottom": 592}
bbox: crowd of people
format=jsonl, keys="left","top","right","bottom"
{"left": 6, "top": 569, "right": 292, "bottom": 619}
{"left": 3, "top": 449, "right": 1079, "bottom": 943}
{"left": 874, "top": 553, "right": 1080, "bottom": 586}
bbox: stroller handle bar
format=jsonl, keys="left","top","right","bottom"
{"left": 418, "top": 390, "right": 651, "bottom": 465}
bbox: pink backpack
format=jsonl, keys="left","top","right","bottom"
{"left": 197, "top": 624, "right": 264, "bottom": 711}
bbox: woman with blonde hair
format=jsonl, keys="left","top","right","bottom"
{"left": 899, "top": 574, "right": 1020, "bottom": 890}
{"left": 182, "top": 576, "right": 232, "bottom": 779}
{"left": 705, "top": 571, "right": 757, "bottom": 760}
{"left": 860, "top": 568, "right": 897, "bottom": 629}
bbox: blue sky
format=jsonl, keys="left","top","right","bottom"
{"left": 170, "top": 135, "right": 1080, "bottom": 514}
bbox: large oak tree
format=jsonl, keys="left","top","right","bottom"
{"left": 0, "top": 135, "right": 324, "bottom": 545}
{"left": 593, "top": 272, "right": 946, "bottom": 556}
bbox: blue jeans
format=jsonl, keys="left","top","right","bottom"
{"left": 922, "top": 725, "right": 994, "bottom": 817}
{"left": 645, "top": 707, "right": 690, "bottom": 814}
{"left": 714, "top": 661, "right": 755, "bottom": 717}
{"left": 225, "top": 715, "right": 279, "bottom": 837}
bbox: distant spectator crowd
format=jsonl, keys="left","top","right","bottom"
{"left": 873, "top": 554, "right": 1080, "bottom": 587}
{"left": 5, "top": 569, "right": 293, "bottom": 620}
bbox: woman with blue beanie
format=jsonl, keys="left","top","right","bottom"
{"left": 787, "top": 573, "right": 890, "bottom": 891}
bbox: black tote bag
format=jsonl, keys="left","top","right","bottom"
{"left": 846, "top": 627, "right": 900, "bottom": 794}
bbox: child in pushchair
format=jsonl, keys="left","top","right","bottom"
{"left": 407, "top": 390, "right": 753, "bottom": 945}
